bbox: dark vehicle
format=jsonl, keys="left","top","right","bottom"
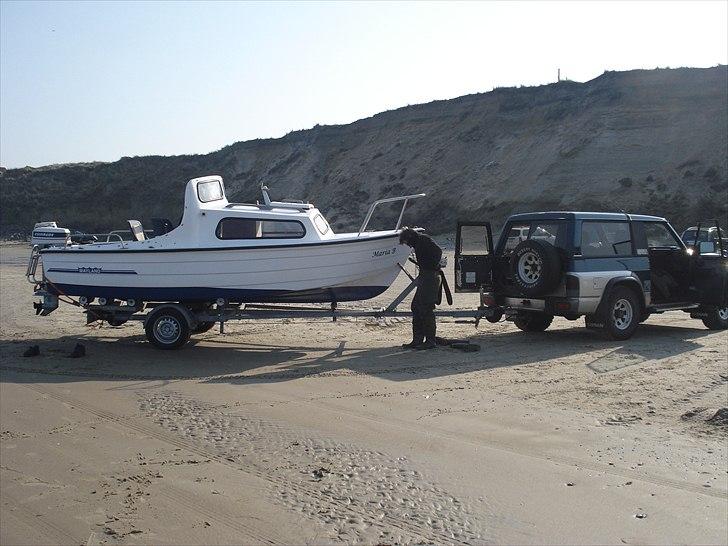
{"left": 681, "top": 225, "right": 728, "bottom": 255}
{"left": 454, "top": 213, "right": 728, "bottom": 340}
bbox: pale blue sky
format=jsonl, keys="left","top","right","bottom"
{"left": 1, "top": 0, "right": 726, "bottom": 168}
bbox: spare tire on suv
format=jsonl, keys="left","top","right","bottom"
{"left": 509, "top": 239, "right": 563, "bottom": 297}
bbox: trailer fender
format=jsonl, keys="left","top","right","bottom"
{"left": 144, "top": 304, "right": 198, "bottom": 329}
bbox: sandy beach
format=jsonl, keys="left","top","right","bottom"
{"left": 1, "top": 242, "right": 726, "bottom": 545}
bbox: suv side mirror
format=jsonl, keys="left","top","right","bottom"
{"left": 699, "top": 241, "right": 717, "bottom": 254}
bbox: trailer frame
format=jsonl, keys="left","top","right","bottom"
{"left": 32, "top": 267, "right": 496, "bottom": 349}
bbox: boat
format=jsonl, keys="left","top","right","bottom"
{"left": 33, "top": 175, "right": 424, "bottom": 304}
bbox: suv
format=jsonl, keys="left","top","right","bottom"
{"left": 454, "top": 213, "right": 728, "bottom": 340}
{"left": 681, "top": 225, "right": 728, "bottom": 255}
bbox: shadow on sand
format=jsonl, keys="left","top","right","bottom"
{"left": 0, "top": 319, "right": 716, "bottom": 387}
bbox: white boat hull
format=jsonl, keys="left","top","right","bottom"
{"left": 40, "top": 234, "right": 407, "bottom": 303}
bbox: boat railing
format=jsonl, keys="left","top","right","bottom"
{"left": 26, "top": 245, "right": 41, "bottom": 284}
{"left": 80, "top": 230, "right": 155, "bottom": 244}
{"left": 358, "top": 193, "right": 426, "bottom": 236}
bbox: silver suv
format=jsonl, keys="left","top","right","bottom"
{"left": 454, "top": 213, "right": 728, "bottom": 340}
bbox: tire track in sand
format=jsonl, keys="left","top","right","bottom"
{"left": 1, "top": 493, "right": 79, "bottom": 544}
{"left": 19, "top": 383, "right": 484, "bottom": 544}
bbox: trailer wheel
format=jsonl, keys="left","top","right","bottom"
{"left": 145, "top": 307, "right": 191, "bottom": 349}
{"left": 191, "top": 321, "right": 216, "bottom": 334}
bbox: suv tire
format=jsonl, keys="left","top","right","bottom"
{"left": 599, "top": 286, "right": 640, "bottom": 340}
{"left": 510, "top": 239, "right": 562, "bottom": 297}
{"left": 514, "top": 312, "right": 554, "bottom": 332}
{"left": 702, "top": 306, "right": 728, "bottom": 330}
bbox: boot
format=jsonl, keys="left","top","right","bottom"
{"left": 414, "top": 339, "right": 438, "bottom": 350}
{"left": 406, "top": 305, "right": 424, "bottom": 349}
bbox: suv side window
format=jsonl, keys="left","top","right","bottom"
{"left": 580, "top": 221, "right": 632, "bottom": 257}
{"left": 643, "top": 222, "right": 681, "bottom": 248}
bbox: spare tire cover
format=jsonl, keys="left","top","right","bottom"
{"left": 509, "top": 239, "right": 563, "bottom": 297}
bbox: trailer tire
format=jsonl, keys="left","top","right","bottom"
{"left": 510, "top": 239, "right": 562, "bottom": 297}
{"left": 191, "top": 321, "right": 216, "bottom": 334}
{"left": 145, "top": 307, "right": 191, "bottom": 349}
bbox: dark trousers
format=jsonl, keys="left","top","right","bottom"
{"left": 411, "top": 269, "right": 441, "bottom": 343}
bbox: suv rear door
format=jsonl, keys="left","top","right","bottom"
{"left": 454, "top": 222, "right": 493, "bottom": 292}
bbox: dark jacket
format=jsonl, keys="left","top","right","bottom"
{"left": 413, "top": 233, "right": 443, "bottom": 271}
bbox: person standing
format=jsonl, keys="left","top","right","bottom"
{"left": 399, "top": 227, "right": 443, "bottom": 350}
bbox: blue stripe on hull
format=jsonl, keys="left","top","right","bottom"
{"left": 48, "top": 283, "right": 388, "bottom": 304}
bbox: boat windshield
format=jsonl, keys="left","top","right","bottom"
{"left": 198, "top": 180, "right": 224, "bottom": 203}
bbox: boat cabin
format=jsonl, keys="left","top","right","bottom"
{"left": 51, "top": 175, "right": 422, "bottom": 251}
{"left": 156, "top": 175, "right": 339, "bottom": 248}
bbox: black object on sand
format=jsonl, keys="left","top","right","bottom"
{"left": 435, "top": 337, "right": 480, "bottom": 352}
{"left": 68, "top": 343, "right": 86, "bottom": 358}
{"left": 450, "top": 342, "right": 480, "bottom": 352}
{"left": 23, "top": 345, "right": 40, "bottom": 357}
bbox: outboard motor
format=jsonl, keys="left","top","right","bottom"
{"left": 31, "top": 222, "right": 71, "bottom": 248}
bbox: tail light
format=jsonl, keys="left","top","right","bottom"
{"left": 565, "top": 275, "right": 580, "bottom": 297}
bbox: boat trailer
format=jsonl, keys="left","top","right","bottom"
{"left": 29, "top": 253, "right": 496, "bottom": 349}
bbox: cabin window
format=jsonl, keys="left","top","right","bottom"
{"left": 198, "top": 180, "right": 224, "bottom": 203}
{"left": 216, "top": 218, "right": 306, "bottom": 240}
{"left": 313, "top": 214, "right": 330, "bottom": 235}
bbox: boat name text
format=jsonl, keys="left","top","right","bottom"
{"left": 372, "top": 247, "right": 396, "bottom": 258}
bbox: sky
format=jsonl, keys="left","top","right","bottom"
{"left": 1, "top": 1, "right": 726, "bottom": 168}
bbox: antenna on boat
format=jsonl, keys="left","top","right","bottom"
{"left": 260, "top": 183, "right": 272, "bottom": 206}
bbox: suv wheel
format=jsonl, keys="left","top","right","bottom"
{"left": 514, "top": 312, "right": 554, "bottom": 332}
{"left": 510, "top": 239, "right": 563, "bottom": 297}
{"left": 599, "top": 286, "right": 640, "bottom": 340}
{"left": 702, "top": 306, "right": 728, "bottom": 330}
